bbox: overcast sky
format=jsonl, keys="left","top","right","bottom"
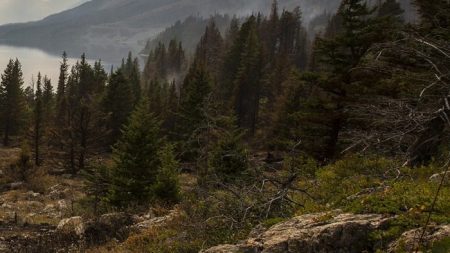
{"left": 0, "top": 0, "right": 88, "bottom": 24}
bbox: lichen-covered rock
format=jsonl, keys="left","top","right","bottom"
{"left": 84, "top": 212, "right": 133, "bottom": 245}
{"left": 57, "top": 216, "right": 85, "bottom": 237}
{"left": 48, "top": 184, "right": 70, "bottom": 200}
{"left": 132, "top": 209, "right": 180, "bottom": 231}
{"left": 388, "top": 225, "right": 450, "bottom": 252}
{"left": 202, "top": 211, "right": 392, "bottom": 253}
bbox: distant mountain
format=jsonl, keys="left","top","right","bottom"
{"left": 141, "top": 14, "right": 233, "bottom": 57}
{"left": 0, "top": 0, "right": 414, "bottom": 64}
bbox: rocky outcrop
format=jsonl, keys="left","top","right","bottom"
{"left": 0, "top": 212, "right": 134, "bottom": 253}
{"left": 131, "top": 209, "right": 180, "bottom": 232}
{"left": 57, "top": 216, "right": 85, "bottom": 237}
{"left": 202, "top": 211, "right": 392, "bottom": 253}
{"left": 84, "top": 212, "right": 133, "bottom": 245}
{"left": 388, "top": 225, "right": 450, "bottom": 252}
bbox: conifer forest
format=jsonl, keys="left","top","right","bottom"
{"left": 0, "top": 0, "right": 449, "bottom": 252}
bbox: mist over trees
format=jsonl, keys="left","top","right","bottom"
{"left": 1, "top": 0, "right": 450, "bottom": 252}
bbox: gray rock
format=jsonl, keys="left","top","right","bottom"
{"left": 48, "top": 184, "right": 70, "bottom": 200}
{"left": 202, "top": 211, "right": 392, "bottom": 253}
{"left": 83, "top": 212, "right": 133, "bottom": 245}
{"left": 132, "top": 209, "right": 180, "bottom": 231}
{"left": 388, "top": 225, "right": 450, "bottom": 252}
{"left": 57, "top": 216, "right": 85, "bottom": 237}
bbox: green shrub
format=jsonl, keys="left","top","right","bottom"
{"left": 153, "top": 145, "right": 180, "bottom": 204}
{"left": 209, "top": 129, "right": 248, "bottom": 181}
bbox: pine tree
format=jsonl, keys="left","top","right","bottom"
{"left": 108, "top": 100, "right": 164, "bottom": 207}
{"left": 33, "top": 73, "right": 43, "bottom": 166}
{"left": 42, "top": 76, "right": 54, "bottom": 124}
{"left": 153, "top": 144, "right": 180, "bottom": 204}
{"left": 297, "top": 0, "right": 391, "bottom": 161}
{"left": 266, "top": 0, "right": 280, "bottom": 61}
{"left": 54, "top": 52, "right": 69, "bottom": 150}
{"left": 233, "top": 16, "right": 264, "bottom": 135}
{"left": 56, "top": 55, "right": 108, "bottom": 174}
{"left": 162, "top": 80, "right": 179, "bottom": 138}
{"left": 177, "top": 62, "right": 212, "bottom": 159}
{"left": 56, "top": 52, "right": 68, "bottom": 106}
{"left": 93, "top": 60, "right": 108, "bottom": 94}
{"left": 195, "top": 21, "right": 224, "bottom": 80}
{"left": 0, "top": 59, "right": 25, "bottom": 146}
{"left": 103, "top": 69, "right": 134, "bottom": 145}
{"left": 209, "top": 127, "right": 248, "bottom": 182}
{"left": 146, "top": 78, "right": 164, "bottom": 116}
{"left": 122, "top": 52, "right": 141, "bottom": 104}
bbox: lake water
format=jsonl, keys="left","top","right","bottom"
{"left": 0, "top": 45, "right": 112, "bottom": 87}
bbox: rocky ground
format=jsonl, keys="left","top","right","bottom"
{"left": 1, "top": 148, "right": 449, "bottom": 252}
{"left": 202, "top": 211, "right": 450, "bottom": 253}
{"left": 0, "top": 148, "right": 187, "bottom": 252}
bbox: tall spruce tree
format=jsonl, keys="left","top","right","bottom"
{"left": 122, "top": 52, "right": 142, "bottom": 104}
{"left": 0, "top": 59, "right": 24, "bottom": 146}
{"left": 103, "top": 69, "right": 134, "bottom": 146}
{"left": 177, "top": 61, "right": 212, "bottom": 159}
{"left": 289, "top": 0, "right": 392, "bottom": 161}
{"left": 233, "top": 16, "right": 264, "bottom": 135}
{"left": 33, "top": 73, "right": 43, "bottom": 166}
{"left": 108, "top": 100, "right": 164, "bottom": 207}
{"left": 195, "top": 21, "right": 224, "bottom": 80}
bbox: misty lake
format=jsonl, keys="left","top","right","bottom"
{"left": 0, "top": 45, "right": 112, "bottom": 87}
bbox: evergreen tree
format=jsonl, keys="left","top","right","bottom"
{"left": 209, "top": 127, "right": 248, "bottom": 182}
{"left": 266, "top": 0, "right": 280, "bottom": 62}
{"left": 103, "top": 69, "right": 134, "bottom": 145}
{"left": 146, "top": 78, "right": 164, "bottom": 116}
{"left": 177, "top": 62, "right": 212, "bottom": 159}
{"left": 108, "top": 100, "right": 164, "bottom": 207}
{"left": 56, "top": 55, "right": 108, "bottom": 174}
{"left": 0, "top": 59, "right": 24, "bottom": 146}
{"left": 298, "top": 0, "right": 391, "bottom": 161}
{"left": 93, "top": 60, "right": 108, "bottom": 94}
{"left": 56, "top": 52, "right": 68, "bottom": 105}
{"left": 33, "top": 73, "right": 43, "bottom": 166}
{"left": 122, "top": 52, "right": 141, "bottom": 103}
{"left": 195, "top": 21, "right": 224, "bottom": 80}
{"left": 42, "top": 76, "right": 54, "bottom": 124}
{"left": 233, "top": 16, "right": 264, "bottom": 135}
{"left": 153, "top": 144, "right": 180, "bottom": 204}
{"left": 54, "top": 52, "right": 69, "bottom": 149}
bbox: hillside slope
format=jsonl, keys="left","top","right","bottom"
{"left": 0, "top": 0, "right": 342, "bottom": 63}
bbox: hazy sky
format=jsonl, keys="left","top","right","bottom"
{"left": 0, "top": 0, "right": 88, "bottom": 24}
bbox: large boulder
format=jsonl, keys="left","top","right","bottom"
{"left": 388, "top": 225, "right": 450, "bottom": 252}
{"left": 202, "top": 211, "right": 391, "bottom": 253}
{"left": 84, "top": 212, "right": 133, "bottom": 245}
{"left": 56, "top": 216, "right": 85, "bottom": 237}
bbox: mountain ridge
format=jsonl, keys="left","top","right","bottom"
{"left": 0, "top": 0, "right": 413, "bottom": 63}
